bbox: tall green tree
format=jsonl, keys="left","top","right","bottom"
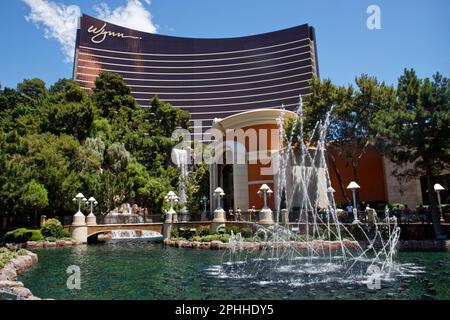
{"left": 301, "top": 76, "right": 395, "bottom": 202}
{"left": 373, "top": 69, "right": 450, "bottom": 238}
{"left": 21, "top": 180, "right": 49, "bottom": 226}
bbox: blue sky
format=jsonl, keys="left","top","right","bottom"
{"left": 0, "top": 0, "right": 449, "bottom": 89}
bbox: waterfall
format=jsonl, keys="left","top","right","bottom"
{"left": 172, "top": 148, "right": 190, "bottom": 203}
{"left": 110, "top": 230, "right": 162, "bottom": 240}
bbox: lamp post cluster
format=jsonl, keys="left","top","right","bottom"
{"left": 165, "top": 191, "right": 179, "bottom": 223}
{"left": 70, "top": 192, "right": 98, "bottom": 243}
{"left": 72, "top": 193, "right": 98, "bottom": 227}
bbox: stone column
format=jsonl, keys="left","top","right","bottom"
{"left": 163, "top": 211, "right": 174, "bottom": 240}
{"left": 211, "top": 208, "right": 227, "bottom": 232}
{"left": 70, "top": 211, "right": 87, "bottom": 243}
{"left": 281, "top": 209, "right": 289, "bottom": 225}
{"left": 86, "top": 214, "right": 97, "bottom": 226}
{"left": 259, "top": 208, "right": 275, "bottom": 225}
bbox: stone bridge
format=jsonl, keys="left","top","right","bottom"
{"left": 74, "top": 221, "right": 256, "bottom": 243}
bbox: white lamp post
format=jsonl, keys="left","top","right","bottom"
{"left": 213, "top": 187, "right": 225, "bottom": 210}
{"left": 212, "top": 187, "right": 226, "bottom": 226}
{"left": 85, "top": 197, "right": 98, "bottom": 226}
{"left": 258, "top": 184, "right": 272, "bottom": 209}
{"left": 347, "top": 181, "right": 360, "bottom": 223}
{"left": 165, "top": 191, "right": 179, "bottom": 223}
{"left": 72, "top": 193, "right": 87, "bottom": 226}
{"left": 258, "top": 184, "right": 274, "bottom": 225}
{"left": 70, "top": 192, "right": 88, "bottom": 243}
{"left": 434, "top": 183, "right": 446, "bottom": 223}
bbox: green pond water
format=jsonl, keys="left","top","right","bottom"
{"left": 3, "top": 241, "right": 449, "bottom": 300}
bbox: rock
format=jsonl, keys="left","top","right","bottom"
{"left": 180, "top": 241, "right": 191, "bottom": 248}
{"left": 0, "top": 280, "right": 24, "bottom": 288}
{"left": 56, "top": 240, "right": 66, "bottom": 247}
{"left": 27, "top": 252, "right": 38, "bottom": 265}
{"left": 72, "top": 241, "right": 83, "bottom": 246}
{"left": 199, "top": 242, "right": 211, "bottom": 249}
{"left": 10, "top": 286, "right": 32, "bottom": 298}
{"left": 34, "top": 241, "right": 44, "bottom": 248}
{"left": 43, "top": 241, "right": 57, "bottom": 248}
{"left": 5, "top": 243, "right": 18, "bottom": 251}
{"left": 210, "top": 241, "right": 222, "bottom": 250}
{"left": 0, "top": 264, "right": 17, "bottom": 281}
{"left": 26, "top": 241, "right": 37, "bottom": 249}
{"left": 26, "top": 296, "right": 42, "bottom": 300}
{"left": 219, "top": 242, "right": 229, "bottom": 250}
{"left": 192, "top": 241, "right": 201, "bottom": 249}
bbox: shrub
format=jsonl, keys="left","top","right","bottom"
{"left": 195, "top": 226, "right": 211, "bottom": 237}
{"left": 178, "top": 228, "right": 196, "bottom": 240}
{"left": 240, "top": 227, "right": 253, "bottom": 239}
{"left": 45, "top": 237, "right": 57, "bottom": 242}
{"left": 170, "top": 227, "right": 179, "bottom": 239}
{"left": 4, "top": 228, "right": 44, "bottom": 243}
{"left": 16, "top": 249, "right": 28, "bottom": 256}
{"left": 41, "top": 218, "right": 64, "bottom": 239}
{"left": 225, "top": 226, "right": 240, "bottom": 235}
{"left": 0, "top": 248, "right": 27, "bottom": 269}
{"left": 62, "top": 230, "right": 71, "bottom": 238}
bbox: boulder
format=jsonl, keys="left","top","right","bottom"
{"left": 219, "top": 242, "right": 229, "bottom": 250}
{"left": 0, "top": 264, "right": 17, "bottom": 281}
{"left": 0, "top": 280, "right": 23, "bottom": 288}
{"left": 34, "top": 242, "right": 44, "bottom": 248}
{"left": 43, "top": 241, "right": 57, "bottom": 248}
{"left": 5, "top": 243, "right": 18, "bottom": 251}
{"left": 199, "top": 242, "right": 211, "bottom": 249}
{"left": 28, "top": 252, "right": 38, "bottom": 265}
{"left": 26, "top": 241, "right": 37, "bottom": 249}
{"left": 210, "top": 241, "right": 222, "bottom": 250}
{"left": 10, "top": 286, "right": 33, "bottom": 298}
{"left": 181, "top": 241, "right": 191, "bottom": 248}
{"left": 56, "top": 240, "right": 66, "bottom": 247}
{"left": 26, "top": 296, "right": 42, "bottom": 300}
{"left": 192, "top": 241, "right": 201, "bottom": 249}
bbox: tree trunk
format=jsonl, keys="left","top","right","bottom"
{"left": 426, "top": 167, "right": 444, "bottom": 239}
{"left": 328, "top": 151, "right": 350, "bottom": 204}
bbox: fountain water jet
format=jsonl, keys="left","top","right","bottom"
{"left": 217, "top": 96, "right": 401, "bottom": 288}
{"left": 172, "top": 148, "right": 190, "bottom": 222}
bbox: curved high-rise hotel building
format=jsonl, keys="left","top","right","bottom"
{"left": 73, "top": 15, "right": 319, "bottom": 136}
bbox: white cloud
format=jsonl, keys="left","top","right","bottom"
{"left": 94, "top": 0, "right": 157, "bottom": 34}
{"left": 23, "top": 0, "right": 81, "bottom": 63}
{"left": 22, "top": 0, "right": 157, "bottom": 63}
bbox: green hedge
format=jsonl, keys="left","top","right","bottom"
{"left": 41, "top": 218, "right": 68, "bottom": 239}
{"left": 191, "top": 234, "right": 231, "bottom": 243}
{"left": 4, "top": 228, "right": 44, "bottom": 243}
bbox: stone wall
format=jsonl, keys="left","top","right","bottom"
{"left": 0, "top": 250, "right": 41, "bottom": 300}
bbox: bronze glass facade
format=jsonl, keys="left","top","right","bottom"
{"left": 73, "top": 15, "right": 319, "bottom": 134}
